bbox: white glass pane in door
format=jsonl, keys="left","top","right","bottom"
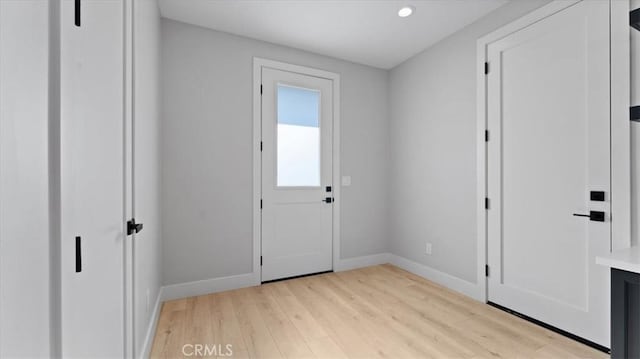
{"left": 276, "top": 84, "right": 321, "bottom": 187}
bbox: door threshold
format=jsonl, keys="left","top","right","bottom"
{"left": 487, "top": 302, "right": 610, "bottom": 354}
{"left": 261, "top": 270, "right": 333, "bottom": 284}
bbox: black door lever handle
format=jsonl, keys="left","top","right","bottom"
{"left": 127, "top": 219, "right": 144, "bottom": 235}
{"left": 573, "top": 211, "right": 605, "bottom": 222}
{"left": 323, "top": 197, "right": 333, "bottom": 203}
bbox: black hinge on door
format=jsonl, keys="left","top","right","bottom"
{"left": 484, "top": 62, "right": 489, "bottom": 74}
{"left": 485, "top": 265, "right": 489, "bottom": 277}
{"left": 485, "top": 130, "right": 489, "bottom": 142}
{"left": 260, "top": 256, "right": 263, "bottom": 266}
{"left": 260, "top": 199, "right": 263, "bottom": 209}
{"left": 260, "top": 84, "right": 263, "bottom": 95}
{"left": 485, "top": 198, "right": 490, "bottom": 210}
{"left": 75, "top": 236, "right": 82, "bottom": 273}
{"left": 260, "top": 141, "right": 263, "bottom": 152}
{"left": 75, "top": 0, "right": 81, "bottom": 27}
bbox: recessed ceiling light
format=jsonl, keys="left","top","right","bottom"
{"left": 398, "top": 6, "right": 414, "bottom": 18}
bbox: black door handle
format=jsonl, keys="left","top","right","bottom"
{"left": 323, "top": 197, "right": 333, "bottom": 203}
{"left": 127, "top": 219, "right": 144, "bottom": 235}
{"left": 573, "top": 211, "right": 605, "bottom": 222}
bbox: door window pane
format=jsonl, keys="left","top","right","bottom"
{"left": 277, "top": 84, "right": 321, "bottom": 187}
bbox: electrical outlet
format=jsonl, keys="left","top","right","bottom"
{"left": 425, "top": 243, "right": 432, "bottom": 255}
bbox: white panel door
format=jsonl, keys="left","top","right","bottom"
{"left": 0, "top": 1, "right": 51, "bottom": 356}
{"left": 261, "top": 68, "right": 333, "bottom": 282}
{"left": 487, "top": 0, "right": 610, "bottom": 346}
{"left": 60, "top": 0, "right": 126, "bottom": 357}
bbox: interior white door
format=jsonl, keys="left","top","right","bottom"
{"left": 60, "top": 0, "right": 126, "bottom": 356}
{"left": 261, "top": 67, "right": 333, "bottom": 282}
{"left": 487, "top": 0, "right": 610, "bottom": 347}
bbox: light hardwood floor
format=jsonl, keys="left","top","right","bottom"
{"left": 150, "top": 264, "right": 608, "bottom": 358}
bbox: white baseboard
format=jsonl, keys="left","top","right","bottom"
{"left": 335, "top": 252, "right": 391, "bottom": 271}
{"left": 158, "top": 255, "right": 480, "bottom": 302}
{"left": 160, "top": 272, "right": 259, "bottom": 302}
{"left": 388, "top": 254, "right": 482, "bottom": 301}
{"left": 158, "top": 252, "right": 390, "bottom": 303}
{"left": 140, "top": 292, "right": 162, "bottom": 359}
{"left": 139, "top": 253, "right": 481, "bottom": 358}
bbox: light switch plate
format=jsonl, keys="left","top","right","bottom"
{"left": 341, "top": 176, "right": 352, "bottom": 186}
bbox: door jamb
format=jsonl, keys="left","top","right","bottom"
{"left": 252, "top": 58, "right": 341, "bottom": 284}
{"left": 476, "top": 0, "right": 630, "bottom": 302}
{"left": 123, "top": 0, "right": 135, "bottom": 357}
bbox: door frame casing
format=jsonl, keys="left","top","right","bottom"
{"left": 123, "top": 0, "right": 134, "bottom": 357}
{"left": 252, "top": 58, "right": 341, "bottom": 284}
{"left": 476, "top": 0, "right": 630, "bottom": 302}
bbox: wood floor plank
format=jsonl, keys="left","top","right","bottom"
{"left": 284, "top": 276, "right": 386, "bottom": 358}
{"left": 209, "top": 292, "right": 251, "bottom": 359}
{"left": 264, "top": 282, "right": 328, "bottom": 341}
{"left": 182, "top": 296, "right": 214, "bottom": 349}
{"left": 150, "top": 266, "right": 609, "bottom": 359}
{"left": 256, "top": 285, "right": 316, "bottom": 358}
{"left": 304, "top": 336, "right": 348, "bottom": 359}
{"left": 309, "top": 275, "right": 424, "bottom": 358}
{"left": 335, "top": 270, "right": 482, "bottom": 358}
{"left": 150, "top": 301, "right": 188, "bottom": 358}
{"left": 230, "top": 287, "right": 283, "bottom": 358}
{"left": 335, "top": 269, "right": 486, "bottom": 358}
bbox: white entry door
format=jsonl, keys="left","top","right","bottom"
{"left": 60, "top": 0, "right": 127, "bottom": 356}
{"left": 261, "top": 67, "right": 333, "bottom": 282}
{"left": 486, "top": 1, "right": 610, "bottom": 347}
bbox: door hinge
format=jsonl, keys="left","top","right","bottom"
{"left": 260, "top": 199, "right": 263, "bottom": 209}
{"left": 260, "top": 256, "right": 263, "bottom": 266}
{"left": 75, "top": 236, "right": 82, "bottom": 273}
{"left": 260, "top": 141, "right": 263, "bottom": 152}
{"left": 75, "top": 0, "right": 81, "bottom": 27}
{"left": 484, "top": 62, "right": 489, "bottom": 75}
{"left": 485, "top": 130, "right": 489, "bottom": 142}
{"left": 485, "top": 265, "right": 489, "bottom": 277}
{"left": 260, "top": 84, "right": 263, "bottom": 95}
{"left": 485, "top": 197, "right": 490, "bottom": 210}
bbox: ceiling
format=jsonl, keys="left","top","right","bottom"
{"left": 158, "top": 0, "right": 508, "bottom": 69}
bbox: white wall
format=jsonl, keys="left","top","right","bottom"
{"left": 161, "top": 19, "right": 389, "bottom": 285}
{"left": 0, "top": 0, "right": 52, "bottom": 356}
{"left": 389, "top": 0, "right": 552, "bottom": 284}
{"left": 134, "top": 0, "right": 162, "bottom": 356}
